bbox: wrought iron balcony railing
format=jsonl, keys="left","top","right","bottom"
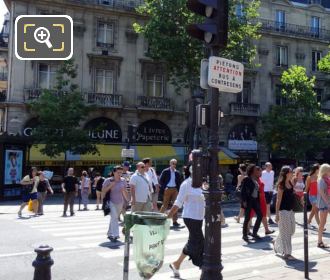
{"left": 0, "top": 72, "right": 8, "bottom": 81}
{"left": 0, "top": 33, "right": 8, "bottom": 48}
{"left": 258, "top": 18, "right": 330, "bottom": 41}
{"left": 229, "top": 102, "right": 260, "bottom": 117}
{"left": 24, "top": 88, "right": 44, "bottom": 100}
{"left": 68, "top": 0, "right": 144, "bottom": 12}
{"left": 0, "top": 90, "right": 6, "bottom": 102}
{"left": 85, "top": 92, "right": 122, "bottom": 108}
{"left": 96, "top": 42, "right": 114, "bottom": 48}
{"left": 24, "top": 89, "right": 123, "bottom": 108}
{"left": 137, "top": 95, "right": 173, "bottom": 111}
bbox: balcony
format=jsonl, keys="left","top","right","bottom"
{"left": 137, "top": 96, "right": 174, "bottom": 111}
{"left": 24, "top": 88, "right": 43, "bottom": 100}
{"left": 68, "top": 0, "right": 144, "bottom": 12}
{"left": 258, "top": 18, "right": 330, "bottom": 42}
{"left": 85, "top": 92, "right": 122, "bottom": 108}
{"left": 229, "top": 103, "right": 260, "bottom": 117}
{"left": 96, "top": 42, "right": 114, "bottom": 49}
{"left": 0, "top": 72, "right": 8, "bottom": 81}
{"left": 0, "top": 33, "right": 8, "bottom": 48}
{"left": 0, "top": 90, "right": 6, "bottom": 102}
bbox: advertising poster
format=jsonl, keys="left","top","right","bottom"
{"left": 4, "top": 149, "right": 23, "bottom": 185}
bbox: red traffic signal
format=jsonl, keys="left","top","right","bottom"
{"left": 186, "top": 0, "right": 228, "bottom": 47}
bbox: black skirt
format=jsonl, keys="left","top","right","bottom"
{"left": 182, "top": 218, "right": 204, "bottom": 268}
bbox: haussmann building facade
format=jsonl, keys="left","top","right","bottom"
{"left": 1, "top": 0, "right": 330, "bottom": 198}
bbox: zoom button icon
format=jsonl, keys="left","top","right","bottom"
{"left": 15, "top": 15, "right": 73, "bottom": 60}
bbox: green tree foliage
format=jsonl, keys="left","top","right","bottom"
{"left": 29, "top": 59, "right": 98, "bottom": 158}
{"left": 261, "top": 66, "right": 330, "bottom": 162}
{"left": 318, "top": 49, "right": 330, "bottom": 73}
{"left": 133, "top": 0, "right": 261, "bottom": 91}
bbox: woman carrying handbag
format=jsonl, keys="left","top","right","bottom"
{"left": 102, "top": 166, "right": 128, "bottom": 242}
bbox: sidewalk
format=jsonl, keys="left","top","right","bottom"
{"left": 226, "top": 254, "right": 330, "bottom": 280}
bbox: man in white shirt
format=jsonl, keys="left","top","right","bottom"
{"left": 261, "top": 162, "right": 275, "bottom": 225}
{"left": 129, "top": 162, "right": 153, "bottom": 212}
{"left": 143, "top": 158, "right": 160, "bottom": 211}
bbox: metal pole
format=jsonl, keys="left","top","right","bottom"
{"left": 303, "top": 192, "right": 309, "bottom": 279}
{"left": 200, "top": 46, "right": 223, "bottom": 280}
{"left": 123, "top": 215, "right": 131, "bottom": 280}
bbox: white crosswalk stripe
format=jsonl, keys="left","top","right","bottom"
{"left": 15, "top": 210, "right": 330, "bottom": 279}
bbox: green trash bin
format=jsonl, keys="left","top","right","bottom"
{"left": 124, "top": 212, "right": 170, "bottom": 279}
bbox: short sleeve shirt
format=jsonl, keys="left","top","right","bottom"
{"left": 261, "top": 170, "right": 274, "bottom": 192}
{"left": 129, "top": 172, "right": 152, "bottom": 203}
{"left": 22, "top": 175, "right": 39, "bottom": 193}
{"left": 109, "top": 179, "right": 126, "bottom": 204}
{"left": 63, "top": 176, "right": 78, "bottom": 192}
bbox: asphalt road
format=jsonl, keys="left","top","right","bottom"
{"left": 1, "top": 198, "right": 330, "bottom": 280}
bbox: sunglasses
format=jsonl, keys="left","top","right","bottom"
{"left": 140, "top": 166, "right": 145, "bottom": 169}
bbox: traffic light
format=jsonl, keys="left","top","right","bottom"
{"left": 186, "top": 0, "right": 228, "bottom": 47}
{"left": 191, "top": 149, "right": 209, "bottom": 187}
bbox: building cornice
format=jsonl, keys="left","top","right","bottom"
{"left": 5, "top": 0, "right": 147, "bottom": 19}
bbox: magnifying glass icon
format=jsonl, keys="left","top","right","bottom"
{"left": 34, "top": 27, "right": 53, "bottom": 49}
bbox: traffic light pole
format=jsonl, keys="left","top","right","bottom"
{"left": 200, "top": 46, "right": 223, "bottom": 280}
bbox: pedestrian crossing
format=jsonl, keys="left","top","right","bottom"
{"left": 14, "top": 208, "right": 330, "bottom": 280}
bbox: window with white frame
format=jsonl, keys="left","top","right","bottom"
{"left": 146, "top": 73, "right": 164, "bottom": 97}
{"left": 38, "top": 63, "right": 58, "bottom": 89}
{"left": 311, "top": 16, "right": 320, "bottom": 37}
{"left": 95, "top": 69, "right": 114, "bottom": 94}
{"left": 275, "top": 10, "right": 285, "bottom": 30}
{"left": 97, "top": 22, "right": 114, "bottom": 48}
{"left": 276, "top": 46, "right": 288, "bottom": 67}
{"left": 236, "top": 82, "right": 251, "bottom": 103}
{"left": 312, "top": 51, "right": 322, "bottom": 72}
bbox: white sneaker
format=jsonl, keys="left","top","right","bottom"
{"left": 169, "top": 263, "right": 180, "bottom": 278}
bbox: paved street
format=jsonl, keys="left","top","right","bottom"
{"left": 1, "top": 199, "right": 330, "bottom": 280}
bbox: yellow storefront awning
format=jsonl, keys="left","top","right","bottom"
{"left": 80, "top": 144, "right": 122, "bottom": 160}
{"left": 218, "top": 147, "right": 239, "bottom": 165}
{"left": 136, "top": 145, "right": 179, "bottom": 161}
{"left": 30, "top": 144, "right": 65, "bottom": 161}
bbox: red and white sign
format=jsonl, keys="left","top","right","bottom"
{"left": 208, "top": 56, "right": 244, "bottom": 93}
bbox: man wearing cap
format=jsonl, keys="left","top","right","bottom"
{"left": 159, "top": 159, "right": 183, "bottom": 227}
{"left": 129, "top": 162, "right": 153, "bottom": 212}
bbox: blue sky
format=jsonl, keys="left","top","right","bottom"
{"left": 0, "top": 1, "right": 8, "bottom": 30}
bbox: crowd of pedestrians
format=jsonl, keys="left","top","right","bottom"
{"left": 234, "top": 161, "right": 330, "bottom": 262}
{"left": 16, "top": 158, "right": 330, "bottom": 278}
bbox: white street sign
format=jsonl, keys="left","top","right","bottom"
{"left": 121, "top": 148, "right": 135, "bottom": 158}
{"left": 208, "top": 56, "right": 244, "bottom": 93}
